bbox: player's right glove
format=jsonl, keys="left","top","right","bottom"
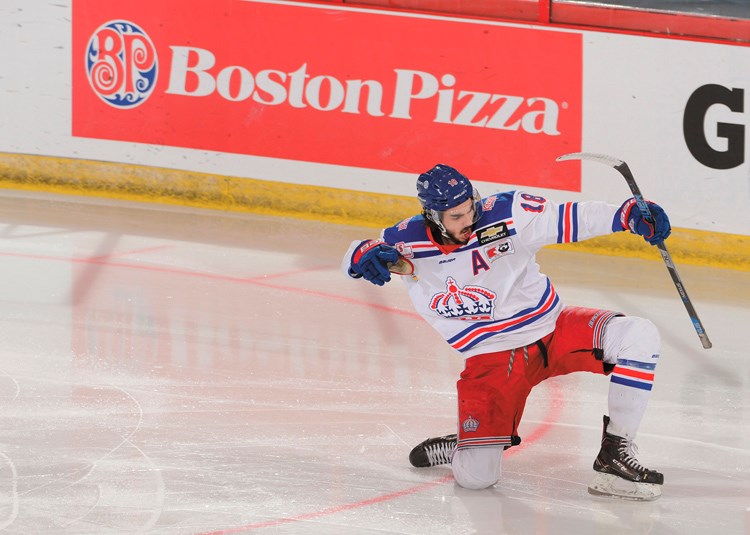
{"left": 614, "top": 198, "right": 671, "bottom": 245}
{"left": 348, "top": 239, "right": 399, "bottom": 286}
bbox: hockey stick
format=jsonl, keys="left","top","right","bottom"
{"left": 556, "top": 152, "right": 712, "bottom": 350}
{"left": 388, "top": 255, "right": 415, "bottom": 276}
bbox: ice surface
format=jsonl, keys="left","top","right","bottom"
{"left": 0, "top": 190, "right": 746, "bottom": 534}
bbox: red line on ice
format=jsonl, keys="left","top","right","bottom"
{"left": 0, "top": 249, "right": 564, "bottom": 533}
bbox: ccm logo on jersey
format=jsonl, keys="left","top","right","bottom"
{"left": 477, "top": 223, "right": 510, "bottom": 245}
{"left": 485, "top": 239, "right": 514, "bottom": 261}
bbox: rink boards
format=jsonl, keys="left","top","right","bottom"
{"left": 0, "top": 0, "right": 748, "bottom": 268}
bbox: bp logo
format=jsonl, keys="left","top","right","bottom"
{"left": 85, "top": 20, "right": 158, "bottom": 108}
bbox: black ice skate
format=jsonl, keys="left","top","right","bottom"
{"left": 589, "top": 415, "right": 664, "bottom": 501}
{"left": 409, "top": 434, "right": 457, "bottom": 467}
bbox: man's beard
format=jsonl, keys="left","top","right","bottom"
{"left": 446, "top": 225, "right": 473, "bottom": 245}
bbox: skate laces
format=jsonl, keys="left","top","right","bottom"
{"left": 425, "top": 440, "right": 455, "bottom": 465}
{"left": 617, "top": 438, "right": 646, "bottom": 471}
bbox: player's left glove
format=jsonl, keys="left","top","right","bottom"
{"left": 614, "top": 198, "right": 671, "bottom": 245}
{"left": 348, "top": 239, "right": 399, "bottom": 286}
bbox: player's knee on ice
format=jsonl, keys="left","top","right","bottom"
{"left": 602, "top": 316, "right": 661, "bottom": 365}
{"left": 452, "top": 447, "right": 503, "bottom": 490}
{"left": 451, "top": 318, "right": 661, "bottom": 490}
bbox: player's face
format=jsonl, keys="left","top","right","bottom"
{"left": 441, "top": 198, "right": 476, "bottom": 244}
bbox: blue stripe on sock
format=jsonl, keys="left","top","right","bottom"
{"left": 617, "top": 359, "right": 657, "bottom": 370}
{"left": 611, "top": 375, "right": 653, "bottom": 391}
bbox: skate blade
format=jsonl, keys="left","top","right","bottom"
{"left": 588, "top": 472, "right": 662, "bottom": 501}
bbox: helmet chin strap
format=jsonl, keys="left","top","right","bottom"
{"left": 428, "top": 207, "right": 480, "bottom": 244}
{"left": 427, "top": 209, "right": 450, "bottom": 239}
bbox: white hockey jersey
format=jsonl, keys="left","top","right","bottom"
{"left": 344, "top": 191, "right": 621, "bottom": 358}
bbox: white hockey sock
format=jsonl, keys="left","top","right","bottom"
{"left": 602, "top": 317, "right": 661, "bottom": 439}
{"left": 607, "top": 363, "right": 654, "bottom": 438}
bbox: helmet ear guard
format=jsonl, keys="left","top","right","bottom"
{"left": 424, "top": 208, "right": 450, "bottom": 238}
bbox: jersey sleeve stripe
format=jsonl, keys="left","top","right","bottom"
{"left": 556, "top": 202, "right": 580, "bottom": 244}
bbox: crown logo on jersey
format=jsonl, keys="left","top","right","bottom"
{"left": 462, "top": 415, "right": 480, "bottom": 433}
{"left": 429, "top": 278, "right": 496, "bottom": 321}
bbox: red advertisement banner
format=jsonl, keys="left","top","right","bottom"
{"left": 72, "top": 0, "right": 582, "bottom": 190}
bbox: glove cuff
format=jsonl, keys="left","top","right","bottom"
{"left": 351, "top": 239, "right": 385, "bottom": 264}
{"left": 613, "top": 198, "right": 638, "bottom": 233}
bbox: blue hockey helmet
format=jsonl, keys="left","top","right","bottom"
{"left": 416, "top": 164, "right": 482, "bottom": 234}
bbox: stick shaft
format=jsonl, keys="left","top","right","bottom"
{"left": 557, "top": 152, "right": 712, "bottom": 349}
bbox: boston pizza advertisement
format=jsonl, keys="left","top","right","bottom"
{"left": 72, "top": 0, "right": 584, "bottom": 191}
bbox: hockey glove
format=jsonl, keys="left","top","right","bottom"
{"left": 348, "top": 239, "right": 399, "bottom": 286}
{"left": 614, "top": 198, "right": 671, "bottom": 245}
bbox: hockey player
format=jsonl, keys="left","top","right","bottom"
{"left": 342, "top": 164, "right": 671, "bottom": 501}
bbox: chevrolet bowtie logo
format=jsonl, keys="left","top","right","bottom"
{"left": 482, "top": 225, "right": 506, "bottom": 239}
{"left": 477, "top": 223, "right": 510, "bottom": 245}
